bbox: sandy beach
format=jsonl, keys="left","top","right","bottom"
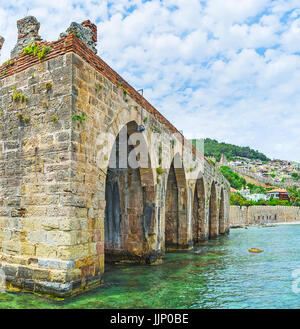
{"left": 231, "top": 221, "right": 300, "bottom": 228}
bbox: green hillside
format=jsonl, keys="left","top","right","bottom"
{"left": 219, "top": 166, "right": 246, "bottom": 190}
{"left": 203, "top": 138, "right": 270, "bottom": 162}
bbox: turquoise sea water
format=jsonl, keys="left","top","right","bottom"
{"left": 1, "top": 224, "right": 300, "bottom": 309}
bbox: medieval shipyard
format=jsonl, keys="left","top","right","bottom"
{"left": 0, "top": 17, "right": 231, "bottom": 298}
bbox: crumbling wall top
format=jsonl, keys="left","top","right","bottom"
{"left": 0, "top": 36, "right": 4, "bottom": 56}
{"left": 11, "top": 16, "right": 42, "bottom": 58}
{"left": 60, "top": 20, "right": 98, "bottom": 54}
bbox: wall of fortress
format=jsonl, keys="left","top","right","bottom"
{"left": 230, "top": 205, "right": 300, "bottom": 225}
{"left": 228, "top": 165, "right": 300, "bottom": 189}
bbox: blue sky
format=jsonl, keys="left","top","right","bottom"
{"left": 0, "top": 0, "right": 299, "bottom": 162}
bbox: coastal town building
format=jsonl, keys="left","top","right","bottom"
{"left": 237, "top": 188, "right": 269, "bottom": 201}
{"left": 227, "top": 157, "right": 300, "bottom": 189}
{"left": 267, "top": 189, "right": 290, "bottom": 201}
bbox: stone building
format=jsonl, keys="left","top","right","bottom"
{"left": 0, "top": 17, "right": 230, "bottom": 297}
{"left": 230, "top": 205, "right": 300, "bottom": 226}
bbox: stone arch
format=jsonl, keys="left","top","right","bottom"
{"left": 209, "top": 181, "right": 218, "bottom": 239}
{"left": 104, "top": 120, "right": 156, "bottom": 263}
{"left": 192, "top": 176, "right": 206, "bottom": 243}
{"left": 165, "top": 153, "right": 189, "bottom": 249}
{"left": 218, "top": 188, "right": 226, "bottom": 234}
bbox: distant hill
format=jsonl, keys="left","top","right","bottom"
{"left": 202, "top": 138, "right": 270, "bottom": 162}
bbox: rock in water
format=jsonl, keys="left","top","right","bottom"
{"left": 248, "top": 248, "right": 264, "bottom": 253}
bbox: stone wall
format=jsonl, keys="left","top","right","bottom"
{"left": 229, "top": 165, "right": 300, "bottom": 189}
{"left": 0, "top": 53, "right": 76, "bottom": 296}
{"left": 0, "top": 17, "right": 231, "bottom": 297}
{"left": 230, "top": 205, "right": 300, "bottom": 225}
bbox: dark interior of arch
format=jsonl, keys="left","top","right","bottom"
{"left": 165, "top": 161, "right": 179, "bottom": 249}
{"left": 104, "top": 122, "right": 147, "bottom": 263}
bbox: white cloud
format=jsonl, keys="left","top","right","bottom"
{"left": 0, "top": 0, "right": 299, "bottom": 161}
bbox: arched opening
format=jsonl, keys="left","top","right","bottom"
{"left": 218, "top": 188, "right": 225, "bottom": 234}
{"left": 209, "top": 181, "right": 218, "bottom": 239}
{"left": 104, "top": 121, "right": 155, "bottom": 263}
{"left": 192, "top": 177, "right": 206, "bottom": 243}
{"left": 165, "top": 155, "right": 188, "bottom": 250}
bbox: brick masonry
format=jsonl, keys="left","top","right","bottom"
{"left": 0, "top": 17, "right": 230, "bottom": 297}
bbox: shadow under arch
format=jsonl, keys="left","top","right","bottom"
{"left": 104, "top": 120, "right": 157, "bottom": 264}
{"left": 192, "top": 176, "right": 206, "bottom": 243}
{"left": 165, "top": 153, "right": 189, "bottom": 250}
{"left": 218, "top": 188, "right": 226, "bottom": 235}
{"left": 209, "top": 181, "right": 218, "bottom": 239}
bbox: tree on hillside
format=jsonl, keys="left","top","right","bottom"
{"left": 219, "top": 166, "right": 246, "bottom": 189}
{"left": 201, "top": 138, "right": 270, "bottom": 162}
{"left": 288, "top": 188, "right": 300, "bottom": 206}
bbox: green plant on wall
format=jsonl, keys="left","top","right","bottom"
{"left": 95, "top": 82, "right": 104, "bottom": 93}
{"left": 23, "top": 116, "right": 30, "bottom": 123}
{"left": 16, "top": 113, "right": 30, "bottom": 124}
{"left": 152, "top": 126, "right": 161, "bottom": 134}
{"left": 23, "top": 42, "right": 51, "bottom": 61}
{"left": 72, "top": 112, "right": 86, "bottom": 124}
{"left": 12, "top": 87, "right": 28, "bottom": 103}
{"left": 45, "top": 82, "right": 52, "bottom": 91}
{"left": 207, "top": 158, "right": 216, "bottom": 166}
{"left": 156, "top": 167, "right": 163, "bottom": 175}
{"left": 3, "top": 59, "right": 10, "bottom": 66}
{"left": 51, "top": 115, "right": 58, "bottom": 123}
{"left": 70, "top": 30, "right": 79, "bottom": 38}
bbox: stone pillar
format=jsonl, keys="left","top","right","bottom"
{"left": 11, "top": 16, "right": 42, "bottom": 58}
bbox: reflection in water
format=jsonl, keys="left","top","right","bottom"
{"left": 0, "top": 225, "right": 300, "bottom": 309}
